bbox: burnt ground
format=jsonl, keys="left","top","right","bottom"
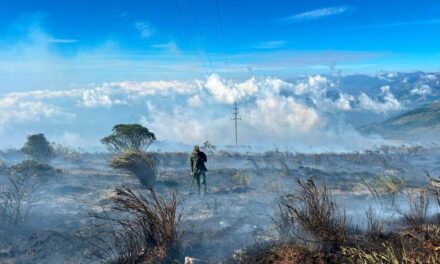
{"left": 1, "top": 147, "right": 440, "bottom": 263}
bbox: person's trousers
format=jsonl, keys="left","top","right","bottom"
{"left": 194, "top": 170, "right": 207, "bottom": 194}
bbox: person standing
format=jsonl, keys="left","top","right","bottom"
{"left": 190, "top": 145, "right": 208, "bottom": 194}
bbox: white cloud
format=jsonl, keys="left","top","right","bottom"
{"left": 151, "top": 41, "right": 180, "bottom": 53}
{"left": 0, "top": 99, "right": 71, "bottom": 129}
{"left": 187, "top": 95, "right": 203, "bottom": 107}
{"left": 253, "top": 41, "right": 287, "bottom": 49}
{"left": 334, "top": 93, "right": 353, "bottom": 111}
{"left": 0, "top": 74, "right": 403, "bottom": 116}
{"left": 283, "top": 6, "right": 350, "bottom": 24}
{"left": 141, "top": 105, "right": 208, "bottom": 143}
{"left": 134, "top": 21, "right": 155, "bottom": 38}
{"left": 249, "top": 95, "right": 321, "bottom": 133}
{"left": 48, "top": 38, "right": 78, "bottom": 44}
{"left": 205, "top": 74, "right": 258, "bottom": 104}
{"left": 0, "top": 74, "right": 410, "bottom": 149}
{"left": 358, "top": 86, "right": 402, "bottom": 113}
{"left": 115, "top": 80, "right": 201, "bottom": 95}
{"left": 81, "top": 89, "right": 113, "bottom": 108}
{"left": 422, "top": 74, "right": 437, "bottom": 80}
{"left": 293, "top": 75, "right": 327, "bottom": 95}
{"left": 410, "top": 84, "right": 432, "bottom": 96}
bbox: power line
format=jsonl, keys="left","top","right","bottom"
{"left": 184, "top": 0, "right": 238, "bottom": 120}
{"left": 174, "top": 0, "right": 210, "bottom": 74}
{"left": 187, "top": 0, "right": 215, "bottom": 73}
{"left": 173, "top": 0, "right": 234, "bottom": 130}
{"left": 214, "top": 0, "right": 230, "bottom": 75}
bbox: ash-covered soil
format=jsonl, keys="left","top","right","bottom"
{"left": 1, "top": 147, "right": 439, "bottom": 263}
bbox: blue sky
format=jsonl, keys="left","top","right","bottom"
{"left": 0, "top": 1, "right": 439, "bottom": 150}
{"left": 1, "top": 0, "right": 440, "bottom": 90}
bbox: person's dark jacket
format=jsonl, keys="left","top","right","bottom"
{"left": 190, "top": 151, "right": 207, "bottom": 172}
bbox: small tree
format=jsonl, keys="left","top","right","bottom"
{"left": 21, "top": 134, "right": 53, "bottom": 163}
{"left": 102, "top": 124, "right": 157, "bottom": 188}
{"left": 101, "top": 124, "right": 156, "bottom": 153}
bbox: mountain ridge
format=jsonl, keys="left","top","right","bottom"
{"left": 358, "top": 101, "right": 440, "bottom": 139}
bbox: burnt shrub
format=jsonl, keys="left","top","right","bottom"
{"left": 0, "top": 160, "right": 61, "bottom": 227}
{"left": 282, "top": 180, "right": 349, "bottom": 251}
{"left": 10, "top": 160, "right": 62, "bottom": 180}
{"left": 110, "top": 150, "right": 157, "bottom": 188}
{"left": 89, "top": 187, "right": 183, "bottom": 264}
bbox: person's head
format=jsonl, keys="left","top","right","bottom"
{"left": 193, "top": 145, "right": 199, "bottom": 152}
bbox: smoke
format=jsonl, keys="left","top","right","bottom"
{"left": 205, "top": 74, "right": 258, "bottom": 104}
{"left": 0, "top": 73, "right": 408, "bottom": 151}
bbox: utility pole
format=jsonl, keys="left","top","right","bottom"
{"left": 232, "top": 101, "right": 241, "bottom": 151}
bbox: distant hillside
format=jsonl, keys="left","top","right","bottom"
{"left": 359, "top": 101, "right": 440, "bottom": 139}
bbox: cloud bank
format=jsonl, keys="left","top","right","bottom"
{"left": 0, "top": 73, "right": 411, "bottom": 151}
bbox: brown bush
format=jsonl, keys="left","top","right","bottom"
{"left": 237, "top": 179, "right": 440, "bottom": 264}
{"left": 90, "top": 187, "right": 183, "bottom": 264}
{"left": 271, "top": 203, "right": 295, "bottom": 243}
{"left": 394, "top": 188, "right": 430, "bottom": 227}
{"left": 232, "top": 244, "right": 326, "bottom": 264}
{"left": 342, "top": 226, "right": 440, "bottom": 264}
{"left": 365, "top": 207, "right": 384, "bottom": 241}
{"left": 282, "top": 180, "right": 349, "bottom": 251}
{"left": 110, "top": 151, "right": 157, "bottom": 188}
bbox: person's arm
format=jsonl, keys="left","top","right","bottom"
{"left": 190, "top": 156, "right": 194, "bottom": 173}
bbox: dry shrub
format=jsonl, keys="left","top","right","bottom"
{"left": 395, "top": 188, "right": 429, "bottom": 227}
{"left": 271, "top": 203, "right": 295, "bottom": 243}
{"left": 232, "top": 244, "right": 325, "bottom": 264}
{"left": 111, "top": 150, "right": 157, "bottom": 188}
{"left": 427, "top": 173, "right": 440, "bottom": 207}
{"left": 0, "top": 160, "right": 58, "bottom": 226}
{"left": 362, "top": 174, "right": 406, "bottom": 205}
{"left": 10, "top": 160, "right": 62, "bottom": 180}
{"left": 282, "top": 179, "right": 349, "bottom": 251}
{"left": 341, "top": 244, "right": 400, "bottom": 264}
{"left": 365, "top": 207, "right": 384, "bottom": 241}
{"left": 91, "top": 187, "right": 183, "bottom": 264}
{"left": 342, "top": 227, "right": 440, "bottom": 264}
{"left": 230, "top": 172, "right": 251, "bottom": 190}
{"left": 0, "top": 174, "right": 39, "bottom": 225}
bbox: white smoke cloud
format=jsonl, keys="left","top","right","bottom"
{"left": 205, "top": 74, "right": 258, "bottom": 104}
{"left": 141, "top": 105, "right": 207, "bottom": 144}
{"left": 0, "top": 74, "right": 409, "bottom": 150}
{"left": 358, "top": 85, "right": 402, "bottom": 113}
{"left": 248, "top": 96, "right": 321, "bottom": 133}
